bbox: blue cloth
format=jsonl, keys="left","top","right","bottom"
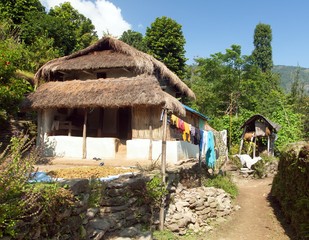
{"left": 29, "top": 172, "right": 53, "bottom": 183}
{"left": 206, "top": 131, "right": 216, "bottom": 168}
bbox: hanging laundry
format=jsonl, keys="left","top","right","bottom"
{"left": 170, "top": 114, "right": 178, "bottom": 126}
{"left": 194, "top": 128, "right": 201, "bottom": 145}
{"left": 190, "top": 125, "right": 196, "bottom": 144}
{"left": 178, "top": 119, "right": 185, "bottom": 131}
{"left": 182, "top": 122, "right": 191, "bottom": 142}
{"left": 199, "top": 129, "right": 208, "bottom": 158}
{"left": 206, "top": 131, "right": 216, "bottom": 168}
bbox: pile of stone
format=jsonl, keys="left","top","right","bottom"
{"left": 165, "top": 184, "right": 234, "bottom": 235}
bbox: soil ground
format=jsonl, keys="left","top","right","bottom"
{"left": 35, "top": 158, "right": 296, "bottom": 240}
{"left": 207, "top": 174, "right": 296, "bottom": 240}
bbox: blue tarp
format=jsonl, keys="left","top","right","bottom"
{"left": 29, "top": 172, "right": 133, "bottom": 183}
{"left": 29, "top": 171, "right": 54, "bottom": 183}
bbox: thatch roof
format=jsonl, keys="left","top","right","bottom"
{"left": 34, "top": 36, "right": 195, "bottom": 100}
{"left": 240, "top": 114, "right": 281, "bottom": 132}
{"left": 22, "top": 75, "right": 186, "bottom": 116}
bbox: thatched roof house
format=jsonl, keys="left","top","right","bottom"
{"left": 23, "top": 36, "right": 202, "bottom": 162}
{"left": 33, "top": 36, "right": 195, "bottom": 99}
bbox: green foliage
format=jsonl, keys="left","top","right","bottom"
{"left": 48, "top": 2, "right": 98, "bottom": 54}
{"left": 146, "top": 175, "right": 168, "bottom": 207}
{"left": 252, "top": 23, "right": 273, "bottom": 72}
{"left": 202, "top": 174, "right": 238, "bottom": 199}
{"left": 271, "top": 142, "right": 309, "bottom": 239}
{"left": 145, "top": 16, "right": 187, "bottom": 78}
{"left": 120, "top": 30, "right": 148, "bottom": 52}
{"left": 0, "top": 0, "right": 45, "bottom": 25}
{"left": 22, "top": 35, "right": 60, "bottom": 72}
{"left": 0, "top": 135, "right": 74, "bottom": 238}
{"left": 88, "top": 179, "right": 104, "bottom": 208}
{"left": 0, "top": 35, "right": 33, "bottom": 116}
{"left": 251, "top": 154, "right": 278, "bottom": 178}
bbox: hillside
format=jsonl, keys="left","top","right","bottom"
{"left": 273, "top": 65, "right": 309, "bottom": 94}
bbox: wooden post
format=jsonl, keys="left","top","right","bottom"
{"left": 159, "top": 108, "right": 168, "bottom": 231}
{"left": 253, "top": 137, "right": 257, "bottom": 158}
{"left": 36, "top": 110, "right": 43, "bottom": 147}
{"left": 148, "top": 125, "right": 153, "bottom": 161}
{"left": 267, "top": 135, "right": 270, "bottom": 156}
{"left": 239, "top": 126, "right": 246, "bottom": 155}
{"left": 82, "top": 109, "right": 88, "bottom": 159}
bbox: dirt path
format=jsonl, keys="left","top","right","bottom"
{"left": 207, "top": 176, "right": 294, "bottom": 240}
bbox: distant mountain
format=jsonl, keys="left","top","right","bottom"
{"left": 273, "top": 65, "right": 309, "bottom": 95}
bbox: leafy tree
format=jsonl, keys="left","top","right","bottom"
{"left": 188, "top": 45, "right": 245, "bottom": 118}
{"left": 48, "top": 2, "right": 98, "bottom": 54}
{"left": 19, "top": 2, "right": 97, "bottom": 56}
{"left": 145, "top": 16, "right": 187, "bottom": 78}
{"left": 0, "top": 0, "right": 45, "bottom": 24}
{"left": 252, "top": 23, "right": 273, "bottom": 72}
{"left": 120, "top": 30, "right": 148, "bottom": 52}
{"left": 0, "top": 36, "right": 32, "bottom": 118}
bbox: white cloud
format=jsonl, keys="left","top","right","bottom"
{"left": 40, "top": 0, "right": 131, "bottom": 37}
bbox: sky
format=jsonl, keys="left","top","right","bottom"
{"left": 40, "top": 0, "right": 309, "bottom": 68}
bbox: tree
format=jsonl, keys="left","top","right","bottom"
{"left": 120, "top": 30, "right": 147, "bottom": 52}
{"left": 145, "top": 17, "right": 187, "bottom": 78}
{"left": 0, "top": 31, "right": 32, "bottom": 118}
{"left": 20, "top": 2, "right": 98, "bottom": 56}
{"left": 188, "top": 45, "right": 245, "bottom": 118}
{"left": 48, "top": 2, "right": 98, "bottom": 54}
{"left": 252, "top": 23, "right": 273, "bottom": 72}
{"left": 0, "top": 0, "right": 45, "bottom": 24}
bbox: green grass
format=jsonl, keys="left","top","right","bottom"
{"left": 202, "top": 174, "right": 238, "bottom": 199}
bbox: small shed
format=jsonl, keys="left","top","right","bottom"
{"left": 239, "top": 114, "right": 280, "bottom": 157}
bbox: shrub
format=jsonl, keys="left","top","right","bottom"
{"left": 0, "top": 135, "right": 74, "bottom": 238}
{"left": 202, "top": 174, "right": 238, "bottom": 199}
{"left": 271, "top": 142, "right": 309, "bottom": 239}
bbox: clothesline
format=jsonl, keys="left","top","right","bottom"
{"left": 169, "top": 114, "right": 217, "bottom": 168}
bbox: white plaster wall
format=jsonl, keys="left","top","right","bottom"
{"left": 126, "top": 139, "right": 199, "bottom": 164}
{"left": 44, "top": 136, "right": 117, "bottom": 159}
{"left": 45, "top": 136, "right": 83, "bottom": 158}
{"left": 86, "top": 137, "right": 116, "bottom": 159}
{"left": 42, "top": 109, "right": 55, "bottom": 139}
{"left": 126, "top": 139, "right": 151, "bottom": 159}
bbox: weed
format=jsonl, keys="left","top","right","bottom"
{"left": 202, "top": 174, "right": 238, "bottom": 199}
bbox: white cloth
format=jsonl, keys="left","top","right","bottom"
{"left": 236, "top": 154, "right": 262, "bottom": 169}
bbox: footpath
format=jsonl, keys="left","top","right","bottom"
{"left": 207, "top": 176, "right": 295, "bottom": 240}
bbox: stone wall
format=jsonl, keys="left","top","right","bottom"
{"left": 165, "top": 184, "right": 233, "bottom": 235}
{"left": 3, "top": 164, "right": 235, "bottom": 240}
{"left": 68, "top": 169, "right": 234, "bottom": 239}
{"left": 271, "top": 142, "right": 309, "bottom": 239}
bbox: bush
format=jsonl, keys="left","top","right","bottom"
{"left": 202, "top": 174, "right": 238, "bottom": 199}
{"left": 271, "top": 142, "right": 309, "bottom": 239}
{"left": 0, "top": 135, "right": 74, "bottom": 238}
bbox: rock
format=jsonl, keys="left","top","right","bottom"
{"left": 177, "top": 214, "right": 192, "bottom": 228}
{"left": 87, "top": 208, "right": 99, "bottom": 219}
{"left": 136, "top": 231, "right": 153, "bottom": 240}
{"left": 61, "top": 179, "right": 89, "bottom": 195}
{"left": 118, "top": 226, "right": 140, "bottom": 238}
{"left": 175, "top": 200, "right": 189, "bottom": 211}
{"left": 210, "top": 202, "right": 217, "bottom": 208}
{"left": 166, "top": 223, "right": 179, "bottom": 232}
{"left": 93, "top": 230, "right": 106, "bottom": 240}
{"left": 100, "top": 205, "right": 128, "bottom": 213}
{"left": 88, "top": 218, "right": 111, "bottom": 231}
